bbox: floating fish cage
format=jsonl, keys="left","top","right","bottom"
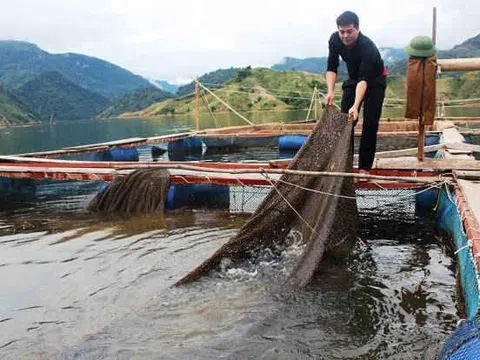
{"left": 2, "top": 120, "right": 480, "bottom": 358}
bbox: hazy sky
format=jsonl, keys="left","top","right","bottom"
{"left": 0, "top": 0, "right": 478, "bottom": 83}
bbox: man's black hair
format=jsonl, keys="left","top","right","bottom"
{"left": 336, "top": 11, "right": 359, "bottom": 28}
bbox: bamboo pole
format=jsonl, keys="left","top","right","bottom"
{"left": 195, "top": 78, "right": 200, "bottom": 130}
{"left": 437, "top": 58, "right": 480, "bottom": 72}
{"left": 116, "top": 163, "right": 445, "bottom": 184}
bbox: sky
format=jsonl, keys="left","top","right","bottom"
{"left": 0, "top": 0, "right": 478, "bottom": 84}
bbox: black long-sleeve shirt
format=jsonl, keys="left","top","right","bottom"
{"left": 327, "top": 32, "right": 385, "bottom": 88}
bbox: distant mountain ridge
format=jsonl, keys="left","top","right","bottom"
{"left": 270, "top": 35, "right": 480, "bottom": 76}
{"left": 0, "top": 85, "right": 39, "bottom": 126}
{"left": 13, "top": 71, "right": 109, "bottom": 120}
{"left": 97, "top": 86, "right": 172, "bottom": 118}
{"left": 439, "top": 33, "right": 480, "bottom": 58}
{"left": 0, "top": 41, "right": 150, "bottom": 98}
{"left": 176, "top": 68, "right": 240, "bottom": 97}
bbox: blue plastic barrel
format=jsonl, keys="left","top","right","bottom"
{"left": 166, "top": 184, "right": 195, "bottom": 210}
{"left": 0, "top": 176, "right": 36, "bottom": 199}
{"left": 89, "top": 148, "right": 139, "bottom": 162}
{"left": 278, "top": 135, "right": 308, "bottom": 152}
{"left": 192, "top": 184, "right": 230, "bottom": 209}
{"left": 425, "top": 134, "right": 440, "bottom": 146}
{"left": 168, "top": 137, "right": 203, "bottom": 155}
{"left": 166, "top": 184, "right": 230, "bottom": 210}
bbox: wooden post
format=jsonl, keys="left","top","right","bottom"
{"left": 195, "top": 78, "right": 200, "bottom": 130}
{"left": 314, "top": 86, "right": 317, "bottom": 120}
{"left": 417, "top": 125, "right": 425, "bottom": 161}
{"left": 432, "top": 7, "right": 437, "bottom": 45}
{"left": 417, "top": 7, "right": 437, "bottom": 161}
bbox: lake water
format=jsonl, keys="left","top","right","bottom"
{"left": 0, "top": 110, "right": 471, "bottom": 359}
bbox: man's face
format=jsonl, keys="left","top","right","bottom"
{"left": 338, "top": 24, "right": 359, "bottom": 47}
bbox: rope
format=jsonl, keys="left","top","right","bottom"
{"left": 196, "top": 81, "right": 254, "bottom": 125}
{"left": 305, "top": 89, "right": 316, "bottom": 121}
{"left": 277, "top": 177, "right": 448, "bottom": 204}
{"left": 261, "top": 171, "right": 319, "bottom": 236}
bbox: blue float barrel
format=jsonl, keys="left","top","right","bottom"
{"left": 425, "top": 134, "right": 440, "bottom": 146}
{"left": 168, "top": 137, "right": 203, "bottom": 154}
{"left": 166, "top": 184, "right": 230, "bottom": 210}
{"left": 0, "top": 176, "right": 36, "bottom": 199}
{"left": 278, "top": 135, "right": 308, "bottom": 152}
{"left": 166, "top": 184, "right": 195, "bottom": 210}
{"left": 191, "top": 184, "right": 230, "bottom": 209}
{"left": 89, "top": 148, "right": 139, "bottom": 162}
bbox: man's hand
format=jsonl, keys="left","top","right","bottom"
{"left": 348, "top": 106, "right": 359, "bottom": 122}
{"left": 324, "top": 92, "right": 335, "bottom": 106}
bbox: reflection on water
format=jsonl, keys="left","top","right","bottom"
{"left": 0, "top": 179, "right": 459, "bottom": 359}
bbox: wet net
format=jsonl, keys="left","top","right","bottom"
{"left": 176, "top": 107, "right": 359, "bottom": 287}
{"left": 87, "top": 168, "right": 170, "bottom": 214}
{"left": 438, "top": 316, "right": 480, "bottom": 359}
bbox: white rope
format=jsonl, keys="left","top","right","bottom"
{"left": 305, "top": 89, "right": 316, "bottom": 121}
{"left": 455, "top": 240, "right": 472, "bottom": 254}
{"left": 196, "top": 81, "right": 254, "bottom": 126}
{"left": 276, "top": 178, "right": 356, "bottom": 200}
{"left": 274, "top": 175, "right": 447, "bottom": 204}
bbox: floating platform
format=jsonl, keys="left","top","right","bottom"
{"left": 3, "top": 118, "right": 480, "bottom": 329}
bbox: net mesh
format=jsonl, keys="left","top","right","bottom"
{"left": 439, "top": 317, "right": 480, "bottom": 360}
{"left": 176, "top": 107, "right": 359, "bottom": 288}
{"left": 87, "top": 168, "right": 170, "bottom": 214}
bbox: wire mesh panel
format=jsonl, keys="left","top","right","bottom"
{"left": 228, "top": 185, "right": 425, "bottom": 218}
{"left": 229, "top": 186, "right": 271, "bottom": 213}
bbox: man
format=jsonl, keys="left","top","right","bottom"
{"left": 324, "top": 11, "right": 386, "bottom": 174}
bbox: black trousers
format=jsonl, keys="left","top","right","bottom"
{"left": 341, "top": 83, "right": 386, "bottom": 170}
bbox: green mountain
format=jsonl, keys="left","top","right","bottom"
{"left": 440, "top": 33, "right": 480, "bottom": 58}
{"left": 270, "top": 48, "right": 405, "bottom": 76}
{"left": 271, "top": 34, "right": 480, "bottom": 76}
{"left": 0, "top": 41, "right": 150, "bottom": 98}
{"left": 176, "top": 68, "right": 240, "bottom": 97}
{"left": 121, "top": 67, "right": 327, "bottom": 117}
{"left": 13, "top": 71, "right": 109, "bottom": 120}
{"left": 97, "top": 85, "right": 172, "bottom": 118}
{"left": 0, "top": 85, "right": 39, "bottom": 126}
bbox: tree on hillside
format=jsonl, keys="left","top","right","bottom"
{"left": 235, "top": 66, "right": 252, "bottom": 82}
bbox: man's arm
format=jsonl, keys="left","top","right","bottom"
{"left": 325, "top": 34, "right": 339, "bottom": 105}
{"left": 348, "top": 80, "right": 367, "bottom": 121}
{"left": 325, "top": 71, "right": 337, "bottom": 106}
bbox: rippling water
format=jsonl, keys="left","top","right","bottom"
{"left": 0, "top": 179, "right": 459, "bottom": 359}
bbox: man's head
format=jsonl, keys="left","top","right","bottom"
{"left": 336, "top": 11, "right": 360, "bottom": 47}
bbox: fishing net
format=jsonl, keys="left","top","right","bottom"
{"left": 438, "top": 316, "right": 480, "bottom": 359}
{"left": 87, "top": 168, "right": 170, "bottom": 214}
{"left": 176, "top": 107, "right": 359, "bottom": 288}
